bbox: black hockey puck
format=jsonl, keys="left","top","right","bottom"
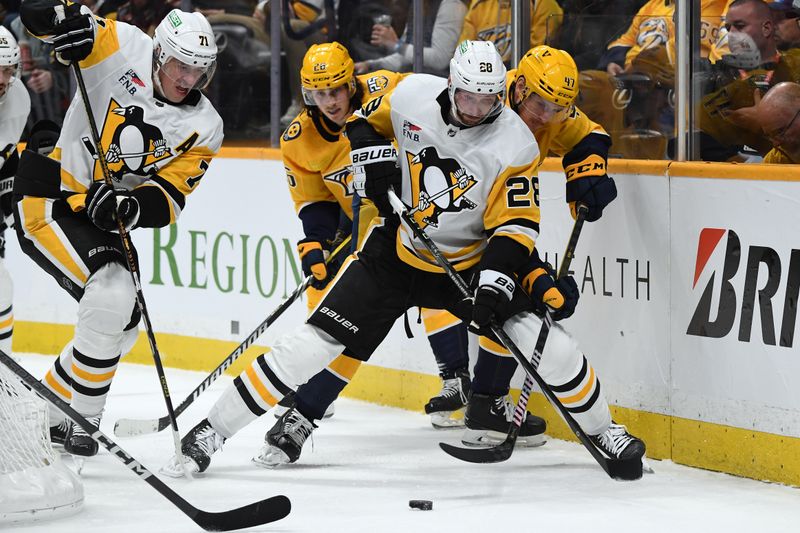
{"left": 409, "top": 499, "right": 433, "bottom": 511}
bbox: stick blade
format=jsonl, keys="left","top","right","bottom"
{"left": 114, "top": 416, "right": 165, "bottom": 437}
{"left": 193, "top": 495, "right": 291, "bottom": 531}
{"left": 439, "top": 441, "right": 513, "bottom": 464}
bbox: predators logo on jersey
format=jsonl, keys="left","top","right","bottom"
{"left": 87, "top": 98, "right": 174, "bottom": 181}
{"left": 406, "top": 146, "right": 478, "bottom": 229}
{"left": 477, "top": 26, "right": 511, "bottom": 59}
{"left": 323, "top": 167, "right": 352, "bottom": 196}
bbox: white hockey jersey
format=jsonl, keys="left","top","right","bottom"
{"left": 0, "top": 81, "right": 30, "bottom": 162}
{"left": 352, "top": 74, "right": 541, "bottom": 272}
{"left": 40, "top": 16, "right": 223, "bottom": 223}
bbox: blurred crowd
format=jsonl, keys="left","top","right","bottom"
{"left": 3, "top": 0, "right": 800, "bottom": 163}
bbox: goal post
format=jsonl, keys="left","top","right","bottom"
{"left": 0, "top": 361, "right": 83, "bottom": 524}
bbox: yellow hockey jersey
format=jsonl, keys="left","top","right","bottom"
{"left": 35, "top": 17, "right": 223, "bottom": 224}
{"left": 280, "top": 70, "right": 405, "bottom": 221}
{"left": 609, "top": 0, "right": 728, "bottom": 67}
{"left": 458, "top": 0, "right": 563, "bottom": 63}
{"left": 352, "top": 74, "right": 541, "bottom": 273}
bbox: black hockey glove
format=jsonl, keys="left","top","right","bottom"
{"left": 519, "top": 253, "right": 580, "bottom": 321}
{"left": 298, "top": 239, "right": 331, "bottom": 290}
{"left": 472, "top": 269, "right": 515, "bottom": 328}
{"left": 350, "top": 142, "right": 401, "bottom": 216}
{"left": 85, "top": 182, "right": 140, "bottom": 232}
{"left": 566, "top": 174, "right": 617, "bottom": 222}
{"left": 52, "top": 3, "right": 96, "bottom": 64}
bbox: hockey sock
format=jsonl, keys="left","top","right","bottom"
{"left": 0, "top": 303, "right": 12, "bottom": 356}
{"left": 295, "top": 352, "right": 360, "bottom": 421}
{"left": 423, "top": 310, "right": 469, "bottom": 379}
{"left": 69, "top": 347, "right": 119, "bottom": 416}
{"left": 548, "top": 354, "right": 611, "bottom": 435}
{"left": 43, "top": 341, "right": 73, "bottom": 424}
{"left": 471, "top": 338, "right": 517, "bottom": 396}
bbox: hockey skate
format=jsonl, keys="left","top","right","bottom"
{"left": 49, "top": 418, "right": 71, "bottom": 448}
{"left": 64, "top": 414, "right": 100, "bottom": 457}
{"left": 424, "top": 369, "right": 470, "bottom": 429}
{"left": 160, "top": 419, "right": 226, "bottom": 478}
{"left": 253, "top": 406, "right": 316, "bottom": 468}
{"left": 272, "top": 391, "right": 335, "bottom": 420}
{"left": 462, "top": 393, "right": 546, "bottom": 447}
{"left": 590, "top": 421, "right": 646, "bottom": 462}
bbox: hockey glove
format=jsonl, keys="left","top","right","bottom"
{"left": 472, "top": 269, "right": 515, "bottom": 328}
{"left": 519, "top": 255, "right": 579, "bottom": 321}
{"left": 0, "top": 143, "right": 16, "bottom": 231}
{"left": 297, "top": 239, "right": 330, "bottom": 290}
{"left": 566, "top": 174, "right": 617, "bottom": 222}
{"left": 350, "top": 143, "right": 401, "bottom": 216}
{"left": 52, "top": 3, "right": 96, "bottom": 64}
{"left": 85, "top": 182, "right": 140, "bottom": 233}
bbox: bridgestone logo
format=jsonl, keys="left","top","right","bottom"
{"left": 319, "top": 306, "right": 359, "bottom": 333}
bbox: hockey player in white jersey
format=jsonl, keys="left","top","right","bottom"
{"left": 0, "top": 27, "right": 30, "bottom": 359}
{"left": 164, "top": 40, "right": 642, "bottom": 474}
{"left": 13, "top": 3, "right": 223, "bottom": 457}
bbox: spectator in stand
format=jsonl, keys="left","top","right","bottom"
{"left": 698, "top": 0, "right": 800, "bottom": 161}
{"left": 457, "top": 0, "right": 562, "bottom": 65}
{"left": 354, "top": 0, "right": 468, "bottom": 76}
{"left": 9, "top": 16, "right": 70, "bottom": 126}
{"left": 757, "top": 81, "right": 800, "bottom": 162}
{"left": 550, "top": 0, "right": 644, "bottom": 71}
{"left": 108, "top": 0, "right": 178, "bottom": 36}
{"left": 770, "top": 0, "right": 800, "bottom": 50}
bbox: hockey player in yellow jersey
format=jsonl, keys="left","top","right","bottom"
{"left": 508, "top": 45, "right": 616, "bottom": 222}
{"left": 165, "top": 40, "right": 644, "bottom": 472}
{"left": 13, "top": 3, "right": 222, "bottom": 457}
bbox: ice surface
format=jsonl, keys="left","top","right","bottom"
{"left": 8, "top": 354, "right": 800, "bottom": 533}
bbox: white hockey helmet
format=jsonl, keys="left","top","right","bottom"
{"left": 448, "top": 40, "right": 507, "bottom": 127}
{"left": 0, "top": 27, "right": 21, "bottom": 101}
{"left": 153, "top": 9, "right": 217, "bottom": 92}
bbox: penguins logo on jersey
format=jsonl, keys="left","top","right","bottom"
{"left": 323, "top": 167, "right": 352, "bottom": 196}
{"left": 87, "top": 98, "right": 173, "bottom": 181}
{"left": 406, "top": 147, "right": 477, "bottom": 229}
{"left": 477, "top": 26, "right": 511, "bottom": 58}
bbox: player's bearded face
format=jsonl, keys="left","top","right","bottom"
{"left": 516, "top": 91, "right": 566, "bottom": 133}
{"left": 453, "top": 89, "right": 501, "bottom": 126}
{"left": 309, "top": 85, "right": 352, "bottom": 125}
{"left": 157, "top": 57, "right": 212, "bottom": 103}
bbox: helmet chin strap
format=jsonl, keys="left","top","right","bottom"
{"left": 152, "top": 61, "right": 166, "bottom": 99}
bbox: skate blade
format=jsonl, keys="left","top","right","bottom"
{"left": 461, "top": 429, "right": 546, "bottom": 448}
{"left": 252, "top": 446, "right": 291, "bottom": 469}
{"left": 322, "top": 403, "right": 335, "bottom": 419}
{"left": 642, "top": 457, "right": 655, "bottom": 474}
{"left": 73, "top": 456, "right": 86, "bottom": 476}
{"left": 160, "top": 456, "right": 201, "bottom": 478}
{"left": 430, "top": 410, "right": 465, "bottom": 429}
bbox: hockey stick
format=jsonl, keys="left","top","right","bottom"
{"left": 0, "top": 350, "right": 291, "bottom": 530}
{"left": 59, "top": 6, "right": 188, "bottom": 478}
{"left": 387, "top": 190, "right": 641, "bottom": 481}
{"left": 439, "top": 205, "right": 587, "bottom": 464}
{"left": 114, "top": 235, "right": 353, "bottom": 437}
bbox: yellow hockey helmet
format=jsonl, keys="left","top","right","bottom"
{"left": 514, "top": 45, "right": 579, "bottom": 107}
{"left": 300, "top": 42, "right": 357, "bottom": 104}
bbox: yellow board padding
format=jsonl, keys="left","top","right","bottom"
{"left": 13, "top": 320, "right": 800, "bottom": 486}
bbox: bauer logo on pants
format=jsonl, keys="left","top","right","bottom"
{"left": 319, "top": 306, "right": 359, "bottom": 333}
{"left": 686, "top": 228, "right": 799, "bottom": 348}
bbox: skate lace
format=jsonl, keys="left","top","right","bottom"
{"left": 54, "top": 418, "right": 71, "bottom": 433}
{"left": 72, "top": 415, "right": 101, "bottom": 438}
{"left": 493, "top": 395, "right": 514, "bottom": 422}
{"left": 194, "top": 425, "right": 225, "bottom": 455}
{"left": 282, "top": 411, "right": 314, "bottom": 447}
{"left": 596, "top": 423, "right": 633, "bottom": 456}
{"left": 438, "top": 377, "right": 466, "bottom": 402}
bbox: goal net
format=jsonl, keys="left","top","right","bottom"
{"left": 0, "top": 361, "right": 83, "bottom": 524}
